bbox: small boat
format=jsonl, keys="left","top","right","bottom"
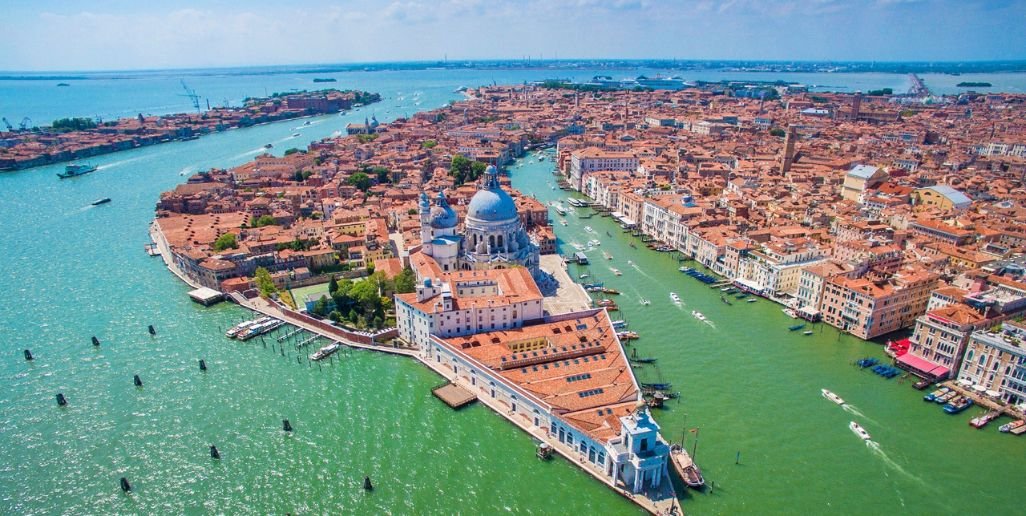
{"left": 627, "top": 260, "right": 634, "bottom": 266}
{"left": 670, "top": 292, "right": 681, "bottom": 303}
{"left": 746, "top": 298, "right": 757, "bottom": 303}
{"left": 291, "top": 133, "right": 300, "bottom": 137}
{"left": 610, "top": 268, "right": 622, "bottom": 276}
{"left": 691, "top": 311, "right": 706, "bottom": 321}
{"left": 579, "top": 274, "right": 589, "bottom": 279}
{"left": 639, "top": 298, "right": 651, "bottom": 306}
{"left": 803, "top": 330, "right": 814, "bottom": 336}
{"left": 629, "top": 242, "right": 637, "bottom": 249}
{"left": 91, "top": 198, "right": 111, "bottom": 206}
{"left": 582, "top": 282, "right": 604, "bottom": 289}
{"left": 630, "top": 356, "right": 657, "bottom": 364}
{"left": 602, "top": 288, "right": 620, "bottom": 295}
{"left": 788, "top": 323, "right": 806, "bottom": 331}
{"left": 720, "top": 296, "right": 732, "bottom": 306}
{"left": 783, "top": 308, "right": 799, "bottom": 319}
{"left": 822, "top": 389, "right": 845, "bottom": 405}
{"left": 561, "top": 220, "right": 568, "bottom": 226}
{"left": 849, "top": 421, "right": 871, "bottom": 440}
{"left": 263, "top": 143, "right": 273, "bottom": 149}
{"left": 999, "top": 420, "right": 1025, "bottom": 433}
{"left": 856, "top": 357, "right": 879, "bottom": 368}
{"left": 970, "top": 411, "right": 1001, "bottom": 429}
{"left": 611, "top": 320, "right": 628, "bottom": 329}
{"left": 584, "top": 226, "right": 594, "bottom": 233}
{"left": 943, "top": 396, "right": 974, "bottom": 414}
{"left": 309, "top": 342, "right": 341, "bottom": 361}
{"left": 603, "top": 251, "right": 612, "bottom": 260}
{"left": 617, "top": 331, "right": 640, "bottom": 341}
{"left": 58, "top": 163, "right": 97, "bottom": 179}
{"left": 720, "top": 286, "right": 732, "bottom": 292}
{"left": 935, "top": 391, "right": 958, "bottom": 404}
{"left": 670, "top": 444, "right": 705, "bottom": 489}
{"left": 606, "top": 231, "right": 612, "bottom": 237}
{"left": 924, "top": 387, "right": 949, "bottom": 402}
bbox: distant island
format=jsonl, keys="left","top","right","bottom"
{"left": 313, "top": 78, "right": 337, "bottom": 83}
{"left": 0, "top": 89, "right": 381, "bottom": 171}
{"left": 957, "top": 81, "right": 992, "bottom": 88}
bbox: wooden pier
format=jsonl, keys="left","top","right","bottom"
{"left": 432, "top": 382, "right": 477, "bottom": 409}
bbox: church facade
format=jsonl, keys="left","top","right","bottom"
{"left": 418, "top": 165, "right": 541, "bottom": 277}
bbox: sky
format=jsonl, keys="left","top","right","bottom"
{"left": 1, "top": 0, "right": 1024, "bottom": 71}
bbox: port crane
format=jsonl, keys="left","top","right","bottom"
{"left": 179, "top": 80, "right": 202, "bottom": 113}
{"left": 2, "top": 117, "right": 12, "bottom": 132}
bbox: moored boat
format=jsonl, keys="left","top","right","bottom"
{"left": 999, "top": 419, "right": 1025, "bottom": 433}
{"left": 670, "top": 444, "right": 705, "bottom": 489}
{"left": 943, "top": 396, "right": 974, "bottom": 414}
{"left": 849, "top": 421, "right": 871, "bottom": 440}
{"left": 969, "top": 410, "right": 1001, "bottom": 429}
{"left": 924, "top": 387, "right": 949, "bottom": 402}
{"left": 309, "top": 342, "right": 341, "bottom": 361}
{"left": 788, "top": 323, "right": 806, "bottom": 331}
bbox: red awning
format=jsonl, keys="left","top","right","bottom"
{"left": 897, "top": 353, "right": 950, "bottom": 378}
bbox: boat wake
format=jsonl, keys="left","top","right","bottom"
{"left": 628, "top": 262, "right": 655, "bottom": 281}
{"left": 843, "top": 404, "right": 878, "bottom": 425}
{"left": 232, "top": 147, "right": 266, "bottom": 160}
{"left": 866, "top": 441, "right": 929, "bottom": 488}
{"left": 96, "top": 155, "right": 150, "bottom": 170}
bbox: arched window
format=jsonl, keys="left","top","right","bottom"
{"left": 497, "top": 234, "right": 504, "bottom": 249}
{"left": 489, "top": 235, "right": 495, "bottom": 248}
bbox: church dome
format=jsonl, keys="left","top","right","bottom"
{"left": 467, "top": 166, "right": 518, "bottom": 222}
{"left": 429, "top": 204, "right": 457, "bottom": 228}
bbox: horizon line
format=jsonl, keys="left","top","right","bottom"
{"left": 4, "top": 58, "right": 1026, "bottom": 76}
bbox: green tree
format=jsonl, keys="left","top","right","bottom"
{"left": 284, "top": 148, "right": 301, "bottom": 155}
{"left": 449, "top": 154, "right": 488, "bottom": 186}
{"left": 346, "top": 172, "right": 372, "bottom": 192}
{"left": 51, "top": 117, "right": 97, "bottom": 132}
{"left": 395, "top": 267, "right": 416, "bottom": 294}
{"left": 422, "top": 139, "right": 437, "bottom": 149}
{"left": 769, "top": 127, "right": 786, "bottom": 137}
{"left": 329, "top": 275, "right": 339, "bottom": 296}
{"left": 312, "top": 295, "right": 330, "bottom": 316}
{"left": 212, "top": 233, "right": 238, "bottom": 251}
{"left": 252, "top": 215, "right": 276, "bottom": 227}
{"left": 254, "top": 267, "right": 276, "bottom": 296}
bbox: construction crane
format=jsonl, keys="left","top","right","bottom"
{"left": 179, "top": 80, "right": 201, "bottom": 113}
{"left": 2, "top": 117, "right": 13, "bottom": 132}
{"left": 19, "top": 117, "right": 31, "bottom": 131}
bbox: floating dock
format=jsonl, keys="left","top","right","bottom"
{"left": 432, "top": 382, "right": 477, "bottom": 409}
{"left": 188, "top": 287, "right": 225, "bottom": 306}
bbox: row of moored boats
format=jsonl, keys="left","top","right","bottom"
{"left": 225, "top": 317, "right": 284, "bottom": 341}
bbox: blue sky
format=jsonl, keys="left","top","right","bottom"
{"left": 1, "top": 0, "right": 1024, "bottom": 71}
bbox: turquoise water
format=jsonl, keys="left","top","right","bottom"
{"left": 1, "top": 68, "right": 1024, "bottom": 514}
{"left": 5, "top": 66, "right": 1009, "bottom": 124}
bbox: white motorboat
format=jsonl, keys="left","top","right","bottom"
{"left": 849, "top": 421, "right": 871, "bottom": 440}
{"left": 822, "top": 389, "right": 845, "bottom": 405}
{"left": 670, "top": 292, "right": 681, "bottom": 303}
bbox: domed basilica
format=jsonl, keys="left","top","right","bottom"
{"left": 418, "top": 165, "right": 540, "bottom": 276}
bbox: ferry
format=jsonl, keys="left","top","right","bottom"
{"left": 309, "top": 342, "right": 341, "bottom": 361}
{"left": 822, "top": 389, "right": 845, "bottom": 405}
{"left": 566, "top": 198, "right": 589, "bottom": 208}
{"left": 943, "top": 396, "right": 974, "bottom": 414}
{"left": 238, "top": 318, "right": 284, "bottom": 341}
{"left": 999, "top": 419, "right": 1025, "bottom": 433}
{"left": 58, "top": 163, "right": 97, "bottom": 179}
{"left": 669, "top": 292, "right": 681, "bottom": 303}
{"left": 226, "top": 317, "right": 270, "bottom": 338}
{"left": 849, "top": 421, "right": 871, "bottom": 440}
{"left": 923, "top": 387, "right": 950, "bottom": 402}
{"left": 670, "top": 444, "right": 705, "bottom": 489}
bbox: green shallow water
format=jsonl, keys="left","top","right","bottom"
{"left": 0, "top": 71, "right": 1023, "bottom": 515}
{"left": 510, "top": 157, "right": 1026, "bottom": 514}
